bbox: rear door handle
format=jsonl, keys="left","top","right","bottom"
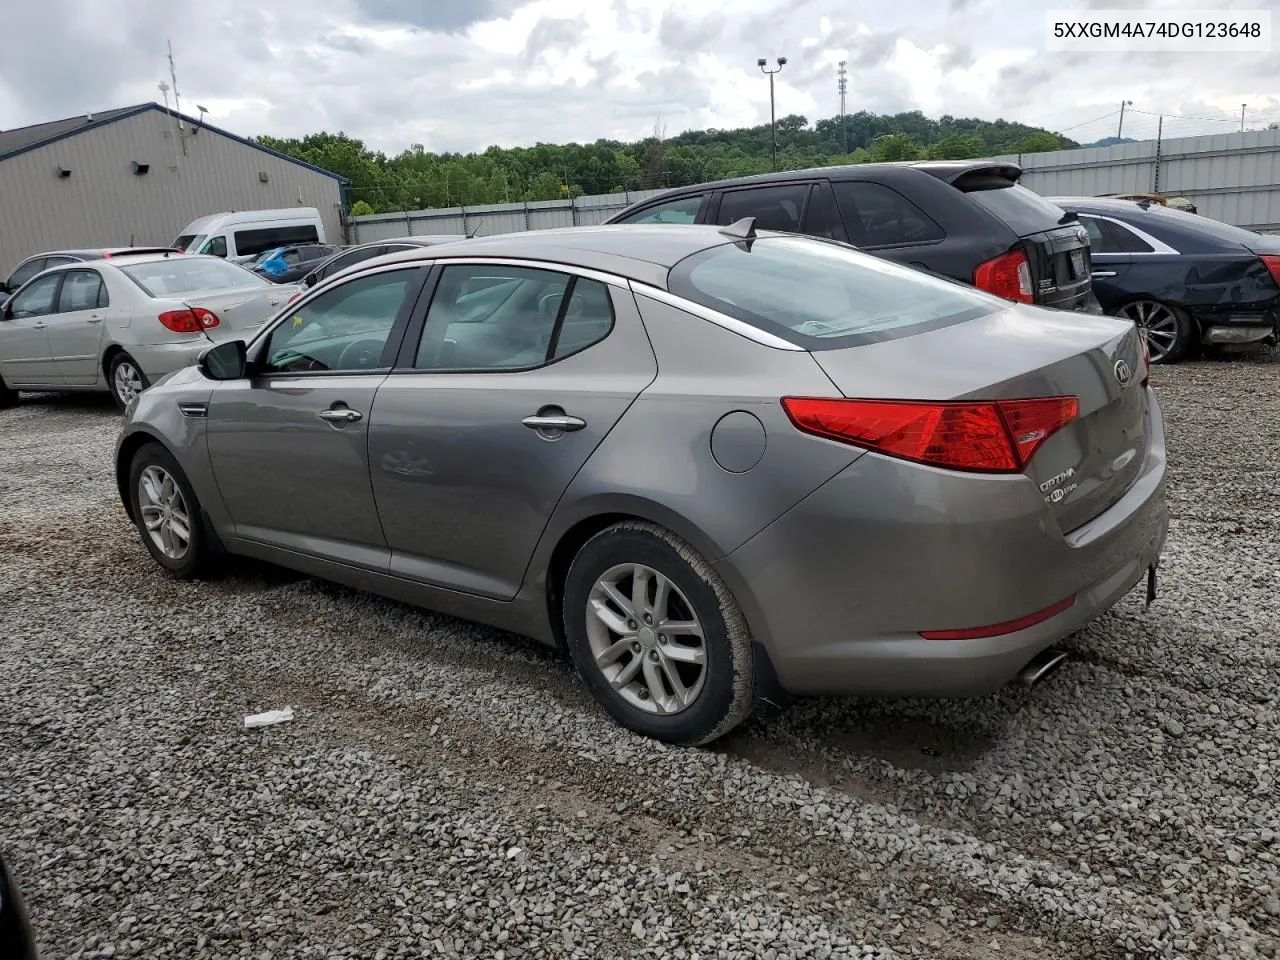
{"left": 317, "top": 408, "right": 362, "bottom": 423}
{"left": 522, "top": 414, "right": 586, "bottom": 432}
{"left": 1091, "top": 270, "right": 1117, "bottom": 278}
{"left": 31, "top": 322, "right": 46, "bottom": 330}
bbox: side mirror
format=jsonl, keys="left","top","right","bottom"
{"left": 303, "top": 273, "right": 317, "bottom": 288}
{"left": 198, "top": 338, "right": 248, "bottom": 381}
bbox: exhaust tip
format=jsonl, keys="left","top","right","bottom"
{"left": 1018, "top": 648, "right": 1069, "bottom": 687}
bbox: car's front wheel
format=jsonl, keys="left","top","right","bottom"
{"left": 108, "top": 352, "right": 150, "bottom": 411}
{"left": 1117, "top": 299, "right": 1194, "bottom": 364}
{"left": 562, "top": 521, "right": 757, "bottom": 746}
{"left": 127, "top": 442, "right": 212, "bottom": 579}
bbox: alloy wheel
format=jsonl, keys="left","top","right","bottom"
{"left": 113, "top": 361, "right": 144, "bottom": 405}
{"left": 585, "top": 563, "right": 708, "bottom": 715}
{"left": 137, "top": 465, "right": 192, "bottom": 561}
{"left": 1118, "top": 301, "right": 1180, "bottom": 363}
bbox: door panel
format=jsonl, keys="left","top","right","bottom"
{"left": 369, "top": 269, "right": 657, "bottom": 600}
{"left": 0, "top": 273, "right": 62, "bottom": 386}
{"left": 49, "top": 269, "right": 109, "bottom": 384}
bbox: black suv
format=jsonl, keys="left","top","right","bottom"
{"left": 606, "top": 161, "right": 1095, "bottom": 312}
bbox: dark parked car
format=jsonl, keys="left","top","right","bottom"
{"left": 0, "top": 854, "right": 38, "bottom": 960}
{"left": 251, "top": 243, "right": 341, "bottom": 284}
{"left": 298, "top": 235, "right": 467, "bottom": 292}
{"left": 606, "top": 161, "right": 1095, "bottom": 312}
{"left": 0, "top": 247, "right": 180, "bottom": 305}
{"left": 1050, "top": 196, "right": 1280, "bottom": 362}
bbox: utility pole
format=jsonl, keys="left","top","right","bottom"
{"left": 757, "top": 56, "right": 787, "bottom": 171}
{"left": 1117, "top": 99, "right": 1133, "bottom": 141}
{"left": 837, "top": 61, "right": 849, "bottom": 154}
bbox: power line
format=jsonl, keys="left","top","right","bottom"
{"left": 1055, "top": 109, "right": 1122, "bottom": 133}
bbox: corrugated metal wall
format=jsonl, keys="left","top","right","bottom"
{"left": 350, "top": 129, "right": 1280, "bottom": 241}
{"left": 349, "top": 189, "right": 668, "bottom": 244}
{"left": 0, "top": 109, "right": 345, "bottom": 270}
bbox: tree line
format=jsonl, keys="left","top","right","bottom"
{"left": 255, "top": 110, "right": 1078, "bottom": 216}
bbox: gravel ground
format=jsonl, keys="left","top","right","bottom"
{"left": 2, "top": 353, "right": 1278, "bottom": 960}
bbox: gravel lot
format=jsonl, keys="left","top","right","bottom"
{"left": 2, "top": 353, "right": 1278, "bottom": 960}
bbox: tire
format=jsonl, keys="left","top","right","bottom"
{"left": 562, "top": 521, "right": 757, "bottom": 746}
{"left": 1117, "top": 300, "right": 1194, "bottom": 364}
{"left": 0, "top": 373, "right": 16, "bottom": 409}
{"left": 108, "top": 352, "right": 150, "bottom": 411}
{"left": 127, "top": 441, "right": 212, "bottom": 580}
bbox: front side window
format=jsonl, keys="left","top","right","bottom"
{"left": 7, "top": 273, "right": 62, "bottom": 319}
{"left": 119, "top": 258, "right": 269, "bottom": 296}
{"left": 262, "top": 269, "right": 414, "bottom": 374}
{"left": 199, "top": 235, "right": 228, "bottom": 258}
{"left": 7, "top": 258, "right": 46, "bottom": 290}
{"left": 715, "top": 184, "right": 810, "bottom": 233}
{"left": 57, "top": 270, "right": 107, "bottom": 312}
{"left": 414, "top": 264, "right": 613, "bottom": 371}
{"left": 832, "top": 181, "right": 945, "bottom": 247}
{"left": 616, "top": 195, "right": 703, "bottom": 225}
{"left": 668, "top": 236, "right": 999, "bottom": 350}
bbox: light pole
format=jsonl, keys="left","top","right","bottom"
{"left": 757, "top": 56, "right": 787, "bottom": 171}
{"left": 1117, "top": 99, "right": 1133, "bottom": 141}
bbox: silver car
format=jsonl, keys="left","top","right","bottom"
{"left": 114, "top": 224, "right": 1169, "bottom": 746}
{"left": 0, "top": 252, "right": 296, "bottom": 410}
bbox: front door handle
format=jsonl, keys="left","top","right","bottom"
{"left": 317, "top": 408, "right": 362, "bottom": 423}
{"left": 1091, "top": 270, "right": 1118, "bottom": 278}
{"left": 31, "top": 322, "right": 46, "bottom": 330}
{"left": 522, "top": 414, "right": 585, "bottom": 432}
{"left": 86, "top": 315, "right": 104, "bottom": 324}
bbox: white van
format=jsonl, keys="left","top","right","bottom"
{"left": 173, "top": 208, "right": 327, "bottom": 261}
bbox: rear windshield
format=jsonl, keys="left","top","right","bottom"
{"left": 960, "top": 180, "right": 1070, "bottom": 237}
{"left": 1137, "top": 203, "right": 1270, "bottom": 247}
{"left": 120, "top": 257, "right": 269, "bottom": 296}
{"left": 667, "top": 236, "right": 1001, "bottom": 350}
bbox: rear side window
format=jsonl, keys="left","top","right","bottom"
{"left": 800, "top": 181, "right": 848, "bottom": 242}
{"left": 715, "top": 184, "right": 810, "bottom": 233}
{"left": 1080, "top": 216, "right": 1153, "bottom": 254}
{"left": 234, "top": 225, "right": 321, "bottom": 257}
{"left": 615, "top": 196, "right": 703, "bottom": 224}
{"left": 322, "top": 246, "right": 385, "bottom": 279}
{"left": 7, "top": 258, "right": 46, "bottom": 289}
{"left": 57, "top": 270, "right": 107, "bottom": 311}
{"left": 960, "top": 179, "right": 1067, "bottom": 237}
{"left": 832, "top": 181, "right": 944, "bottom": 246}
{"left": 667, "top": 236, "right": 999, "bottom": 350}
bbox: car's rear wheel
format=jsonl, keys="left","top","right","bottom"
{"left": 127, "top": 442, "right": 211, "bottom": 579}
{"left": 108, "top": 353, "right": 150, "bottom": 411}
{"left": 562, "top": 521, "right": 757, "bottom": 746}
{"left": 1118, "top": 300, "right": 1193, "bottom": 364}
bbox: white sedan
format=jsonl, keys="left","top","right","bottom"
{"left": 0, "top": 252, "right": 297, "bottom": 410}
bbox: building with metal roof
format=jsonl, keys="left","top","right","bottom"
{"left": 0, "top": 102, "right": 347, "bottom": 272}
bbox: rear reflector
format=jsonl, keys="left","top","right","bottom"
{"left": 974, "top": 249, "right": 1034, "bottom": 303}
{"left": 1259, "top": 255, "right": 1280, "bottom": 287}
{"left": 781, "top": 395, "right": 1079, "bottom": 473}
{"left": 157, "top": 307, "right": 221, "bottom": 333}
{"left": 920, "top": 595, "right": 1076, "bottom": 641}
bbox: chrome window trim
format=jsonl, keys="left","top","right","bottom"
{"left": 1080, "top": 213, "right": 1181, "bottom": 256}
{"left": 410, "top": 256, "right": 632, "bottom": 289}
{"left": 628, "top": 282, "right": 806, "bottom": 351}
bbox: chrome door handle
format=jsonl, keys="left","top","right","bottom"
{"left": 1091, "top": 271, "right": 1117, "bottom": 278}
{"left": 317, "top": 408, "right": 362, "bottom": 423}
{"left": 31, "top": 322, "right": 46, "bottom": 329}
{"left": 522, "top": 414, "right": 585, "bottom": 432}
{"left": 86, "top": 315, "right": 104, "bottom": 324}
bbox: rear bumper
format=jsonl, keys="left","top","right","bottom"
{"left": 128, "top": 340, "right": 209, "bottom": 380}
{"left": 715, "top": 387, "right": 1169, "bottom": 698}
{"left": 1193, "top": 303, "right": 1279, "bottom": 344}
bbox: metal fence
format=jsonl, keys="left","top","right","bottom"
{"left": 347, "top": 128, "right": 1280, "bottom": 242}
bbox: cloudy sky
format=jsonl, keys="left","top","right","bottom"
{"left": 0, "top": 0, "right": 1276, "bottom": 155}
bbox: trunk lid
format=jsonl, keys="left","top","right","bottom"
{"left": 182, "top": 284, "right": 295, "bottom": 340}
{"left": 809, "top": 305, "right": 1149, "bottom": 532}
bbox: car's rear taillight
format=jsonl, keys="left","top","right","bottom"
{"left": 1259, "top": 255, "right": 1280, "bottom": 287}
{"left": 157, "top": 308, "right": 220, "bottom": 333}
{"left": 974, "top": 249, "right": 1034, "bottom": 303}
{"left": 1137, "top": 334, "right": 1151, "bottom": 387}
{"left": 781, "top": 395, "right": 1079, "bottom": 473}
{"left": 286, "top": 292, "right": 301, "bottom": 305}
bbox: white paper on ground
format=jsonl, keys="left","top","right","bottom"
{"left": 243, "top": 706, "right": 295, "bottom": 728}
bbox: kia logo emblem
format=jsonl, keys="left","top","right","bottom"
{"left": 1114, "top": 359, "right": 1133, "bottom": 385}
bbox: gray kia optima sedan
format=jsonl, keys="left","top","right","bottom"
{"left": 115, "top": 222, "right": 1168, "bottom": 746}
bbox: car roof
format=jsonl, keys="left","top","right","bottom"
{"left": 615, "top": 160, "right": 1025, "bottom": 203}
{"left": 1047, "top": 196, "right": 1155, "bottom": 214}
{"left": 21, "top": 247, "right": 176, "bottom": 261}
{"left": 87, "top": 252, "right": 227, "bottom": 268}
{"left": 336, "top": 224, "right": 790, "bottom": 288}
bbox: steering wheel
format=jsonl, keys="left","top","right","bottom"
{"left": 336, "top": 337, "right": 387, "bottom": 370}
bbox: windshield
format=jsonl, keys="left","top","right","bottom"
{"left": 119, "top": 257, "right": 270, "bottom": 296}
{"left": 667, "top": 236, "right": 1000, "bottom": 350}
{"left": 963, "top": 182, "right": 1070, "bottom": 237}
{"left": 174, "top": 233, "right": 203, "bottom": 252}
